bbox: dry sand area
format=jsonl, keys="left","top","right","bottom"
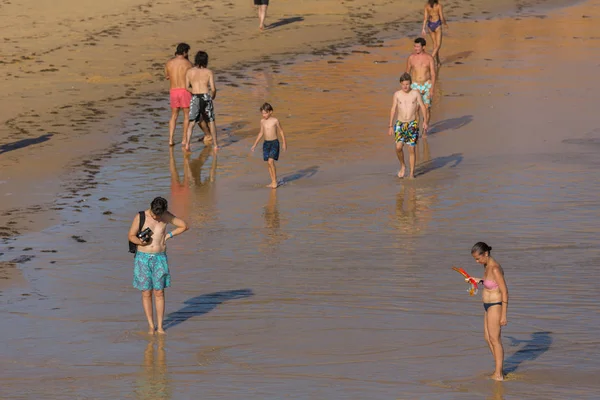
{"left": 0, "top": 0, "right": 574, "bottom": 236}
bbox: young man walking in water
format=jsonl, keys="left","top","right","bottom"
{"left": 388, "top": 73, "right": 428, "bottom": 179}
{"left": 405, "top": 37, "right": 436, "bottom": 132}
{"left": 128, "top": 197, "right": 188, "bottom": 334}
{"left": 165, "top": 43, "right": 193, "bottom": 147}
{"left": 254, "top": 0, "right": 269, "bottom": 30}
{"left": 251, "top": 103, "right": 287, "bottom": 188}
{"left": 185, "top": 51, "right": 219, "bottom": 152}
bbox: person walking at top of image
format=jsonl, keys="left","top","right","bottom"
{"left": 165, "top": 43, "right": 193, "bottom": 147}
{"left": 388, "top": 73, "right": 428, "bottom": 179}
{"left": 421, "top": 0, "right": 448, "bottom": 67}
{"left": 405, "top": 37, "right": 436, "bottom": 132}
{"left": 185, "top": 51, "right": 219, "bottom": 153}
{"left": 465, "top": 242, "right": 509, "bottom": 381}
{"left": 251, "top": 103, "right": 287, "bottom": 188}
{"left": 128, "top": 197, "right": 189, "bottom": 335}
{"left": 254, "top": 0, "right": 270, "bottom": 31}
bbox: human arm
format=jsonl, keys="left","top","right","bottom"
{"left": 164, "top": 63, "right": 170, "bottom": 80}
{"left": 209, "top": 70, "right": 217, "bottom": 100}
{"left": 388, "top": 94, "right": 398, "bottom": 135}
{"left": 251, "top": 122, "right": 264, "bottom": 151}
{"left": 494, "top": 267, "right": 509, "bottom": 326}
{"left": 405, "top": 55, "right": 412, "bottom": 74}
{"left": 277, "top": 120, "right": 287, "bottom": 151}
{"left": 185, "top": 70, "right": 191, "bottom": 92}
{"left": 163, "top": 212, "right": 188, "bottom": 243}
{"left": 416, "top": 92, "right": 428, "bottom": 132}
{"left": 128, "top": 214, "right": 147, "bottom": 246}
{"left": 440, "top": 4, "right": 448, "bottom": 27}
{"left": 422, "top": 6, "right": 429, "bottom": 34}
{"left": 429, "top": 55, "right": 436, "bottom": 91}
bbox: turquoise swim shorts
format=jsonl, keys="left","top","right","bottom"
{"left": 133, "top": 252, "right": 171, "bottom": 291}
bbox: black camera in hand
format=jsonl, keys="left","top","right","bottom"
{"left": 137, "top": 227, "right": 153, "bottom": 243}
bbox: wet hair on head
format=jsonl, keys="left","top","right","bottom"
{"left": 194, "top": 51, "right": 209, "bottom": 68}
{"left": 175, "top": 43, "right": 190, "bottom": 56}
{"left": 428, "top": 0, "right": 439, "bottom": 6}
{"left": 471, "top": 242, "right": 492, "bottom": 255}
{"left": 414, "top": 37, "right": 427, "bottom": 47}
{"left": 399, "top": 72, "right": 412, "bottom": 84}
{"left": 260, "top": 102, "right": 274, "bottom": 112}
{"left": 151, "top": 197, "right": 168, "bottom": 216}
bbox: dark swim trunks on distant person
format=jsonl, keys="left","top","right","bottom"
{"left": 394, "top": 120, "right": 419, "bottom": 146}
{"left": 254, "top": 0, "right": 269, "bottom": 5}
{"left": 428, "top": 19, "right": 442, "bottom": 32}
{"left": 263, "top": 139, "right": 280, "bottom": 161}
{"left": 189, "top": 93, "right": 215, "bottom": 123}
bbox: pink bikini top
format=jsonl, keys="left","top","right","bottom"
{"left": 482, "top": 279, "right": 499, "bottom": 290}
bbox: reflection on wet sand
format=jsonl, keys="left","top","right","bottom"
{"left": 170, "top": 146, "right": 218, "bottom": 226}
{"left": 261, "top": 190, "right": 288, "bottom": 252}
{"left": 488, "top": 381, "right": 505, "bottom": 400}
{"left": 135, "top": 336, "right": 171, "bottom": 400}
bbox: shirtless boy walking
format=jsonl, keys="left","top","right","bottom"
{"left": 251, "top": 103, "right": 287, "bottom": 188}
{"left": 128, "top": 197, "right": 188, "bottom": 334}
{"left": 388, "top": 73, "right": 428, "bottom": 179}
{"left": 165, "top": 43, "right": 193, "bottom": 146}
{"left": 405, "top": 37, "right": 436, "bottom": 129}
{"left": 185, "top": 51, "right": 219, "bottom": 152}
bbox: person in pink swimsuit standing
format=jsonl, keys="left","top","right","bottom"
{"left": 467, "top": 242, "right": 509, "bottom": 381}
{"left": 165, "top": 43, "right": 193, "bottom": 147}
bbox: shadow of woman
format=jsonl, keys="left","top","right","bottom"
{"left": 162, "top": 289, "right": 254, "bottom": 331}
{"left": 504, "top": 331, "right": 553, "bottom": 374}
{"left": 135, "top": 336, "right": 171, "bottom": 400}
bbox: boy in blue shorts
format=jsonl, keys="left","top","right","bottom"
{"left": 251, "top": 103, "right": 287, "bottom": 188}
{"left": 128, "top": 197, "right": 188, "bottom": 334}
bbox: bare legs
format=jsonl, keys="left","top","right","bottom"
{"left": 429, "top": 27, "right": 443, "bottom": 66}
{"left": 484, "top": 306, "right": 505, "bottom": 380}
{"left": 395, "top": 142, "right": 417, "bottom": 179}
{"left": 169, "top": 108, "right": 190, "bottom": 146}
{"left": 266, "top": 158, "right": 278, "bottom": 188}
{"left": 258, "top": 5, "right": 268, "bottom": 30}
{"left": 185, "top": 118, "right": 213, "bottom": 152}
{"left": 142, "top": 289, "right": 166, "bottom": 335}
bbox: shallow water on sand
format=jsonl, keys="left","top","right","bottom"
{"left": 3, "top": 5, "right": 600, "bottom": 399}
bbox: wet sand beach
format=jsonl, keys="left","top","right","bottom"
{"left": 2, "top": 0, "right": 600, "bottom": 398}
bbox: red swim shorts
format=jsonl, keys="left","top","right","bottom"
{"left": 170, "top": 88, "right": 192, "bottom": 109}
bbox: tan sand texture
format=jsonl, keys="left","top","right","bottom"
{"left": 0, "top": 0, "right": 575, "bottom": 237}
{"left": 1, "top": 0, "right": 600, "bottom": 397}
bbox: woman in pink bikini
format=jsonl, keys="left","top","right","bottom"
{"left": 468, "top": 242, "right": 509, "bottom": 381}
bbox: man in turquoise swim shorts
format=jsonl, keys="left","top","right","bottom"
{"left": 128, "top": 197, "right": 188, "bottom": 334}
{"left": 405, "top": 37, "right": 436, "bottom": 134}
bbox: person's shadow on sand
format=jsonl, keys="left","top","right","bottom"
{"left": 0, "top": 133, "right": 53, "bottom": 155}
{"left": 163, "top": 289, "right": 254, "bottom": 331}
{"left": 504, "top": 331, "right": 553, "bottom": 374}
{"left": 415, "top": 153, "right": 462, "bottom": 177}
{"left": 268, "top": 16, "right": 304, "bottom": 30}
{"left": 281, "top": 165, "right": 319, "bottom": 184}
{"left": 428, "top": 115, "right": 473, "bottom": 135}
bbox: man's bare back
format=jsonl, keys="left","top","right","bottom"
{"left": 165, "top": 57, "right": 192, "bottom": 89}
{"left": 186, "top": 67, "right": 216, "bottom": 97}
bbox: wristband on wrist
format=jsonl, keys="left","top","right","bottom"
{"left": 168, "top": 232, "right": 173, "bottom": 239}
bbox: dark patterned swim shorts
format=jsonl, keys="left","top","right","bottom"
{"left": 263, "top": 139, "right": 280, "bottom": 161}
{"left": 189, "top": 93, "right": 215, "bottom": 123}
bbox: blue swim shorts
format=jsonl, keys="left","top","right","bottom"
{"left": 263, "top": 139, "right": 280, "bottom": 161}
{"left": 133, "top": 251, "right": 171, "bottom": 291}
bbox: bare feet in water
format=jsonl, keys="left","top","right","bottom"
{"left": 156, "top": 328, "right": 166, "bottom": 335}
{"left": 491, "top": 373, "right": 504, "bottom": 381}
{"left": 266, "top": 182, "right": 278, "bottom": 189}
{"left": 398, "top": 167, "right": 405, "bottom": 179}
{"left": 148, "top": 327, "right": 155, "bottom": 335}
